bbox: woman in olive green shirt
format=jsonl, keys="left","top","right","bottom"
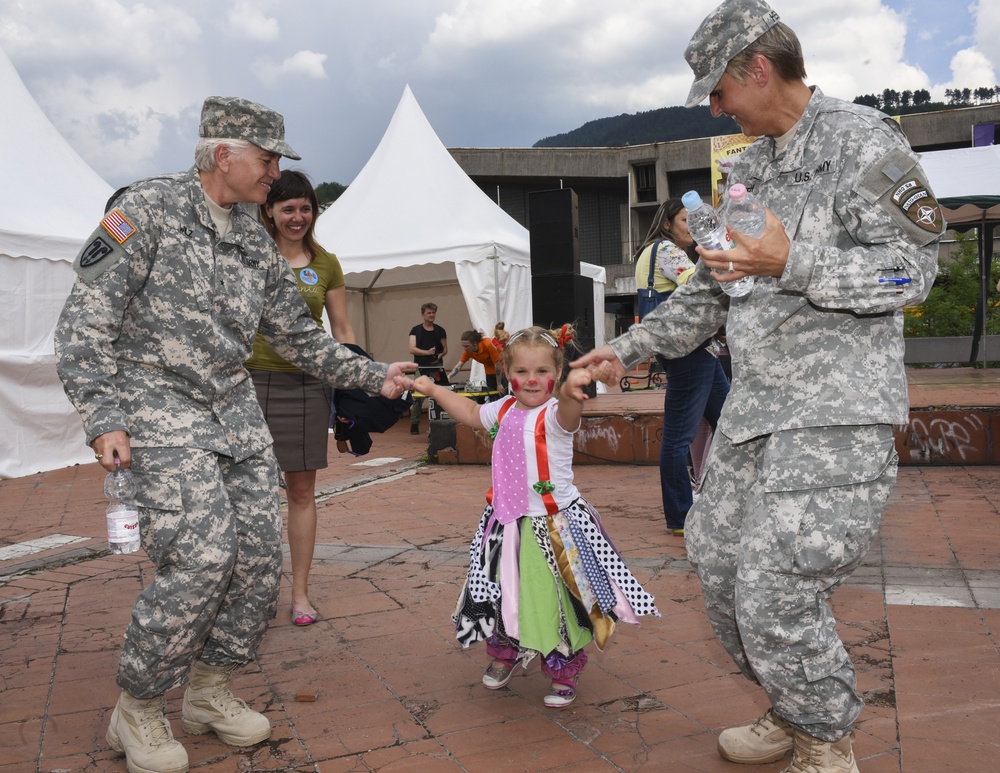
{"left": 247, "top": 170, "right": 356, "bottom": 626}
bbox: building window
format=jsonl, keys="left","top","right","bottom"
{"left": 667, "top": 170, "right": 711, "bottom": 203}
{"left": 634, "top": 164, "right": 656, "bottom": 203}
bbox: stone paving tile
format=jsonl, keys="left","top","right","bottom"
{"left": 3, "top": 412, "right": 1000, "bottom": 770}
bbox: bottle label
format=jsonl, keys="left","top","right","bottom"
{"left": 700, "top": 226, "right": 735, "bottom": 252}
{"left": 107, "top": 506, "right": 140, "bottom": 543}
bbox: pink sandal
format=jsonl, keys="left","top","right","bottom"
{"left": 544, "top": 677, "right": 577, "bottom": 708}
{"left": 292, "top": 607, "right": 319, "bottom": 626}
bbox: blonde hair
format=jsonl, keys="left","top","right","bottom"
{"left": 492, "top": 321, "right": 511, "bottom": 346}
{"left": 502, "top": 324, "right": 577, "bottom": 377}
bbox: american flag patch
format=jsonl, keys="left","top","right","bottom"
{"left": 101, "top": 209, "right": 136, "bottom": 244}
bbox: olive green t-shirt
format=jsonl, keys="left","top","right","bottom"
{"left": 246, "top": 247, "right": 346, "bottom": 372}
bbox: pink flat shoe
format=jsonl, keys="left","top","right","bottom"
{"left": 292, "top": 607, "right": 319, "bottom": 626}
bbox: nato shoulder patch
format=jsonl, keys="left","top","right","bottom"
{"left": 891, "top": 178, "right": 943, "bottom": 233}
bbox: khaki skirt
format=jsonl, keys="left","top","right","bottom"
{"left": 250, "top": 369, "right": 331, "bottom": 472}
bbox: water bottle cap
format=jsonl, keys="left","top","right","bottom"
{"left": 729, "top": 184, "right": 748, "bottom": 201}
{"left": 681, "top": 190, "right": 703, "bottom": 209}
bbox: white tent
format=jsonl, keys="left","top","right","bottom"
{"left": 314, "top": 85, "right": 604, "bottom": 369}
{"left": 0, "top": 46, "right": 113, "bottom": 478}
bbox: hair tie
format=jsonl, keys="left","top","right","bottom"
{"left": 557, "top": 325, "right": 573, "bottom": 348}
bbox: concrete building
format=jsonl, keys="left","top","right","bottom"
{"left": 451, "top": 103, "right": 1000, "bottom": 339}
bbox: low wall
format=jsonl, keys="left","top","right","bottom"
{"left": 429, "top": 400, "right": 1000, "bottom": 466}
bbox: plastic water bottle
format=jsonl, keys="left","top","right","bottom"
{"left": 681, "top": 190, "right": 750, "bottom": 298}
{"left": 722, "top": 183, "right": 766, "bottom": 297}
{"left": 104, "top": 459, "right": 140, "bottom": 554}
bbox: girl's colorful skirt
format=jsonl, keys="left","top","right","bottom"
{"left": 453, "top": 498, "right": 659, "bottom": 664}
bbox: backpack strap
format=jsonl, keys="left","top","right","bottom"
{"left": 647, "top": 239, "right": 666, "bottom": 288}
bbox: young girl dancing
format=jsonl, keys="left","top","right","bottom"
{"left": 412, "top": 326, "right": 660, "bottom": 708}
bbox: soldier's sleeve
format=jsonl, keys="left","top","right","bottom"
{"left": 779, "top": 123, "right": 942, "bottom": 315}
{"left": 258, "top": 254, "right": 388, "bottom": 394}
{"left": 609, "top": 264, "right": 729, "bottom": 369}
{"left": 54, "top": 196, "right": 152, "bottom": 443}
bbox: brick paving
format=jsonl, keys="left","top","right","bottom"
{"left": 1, "top": 370, "right": 999, "bottom": 772}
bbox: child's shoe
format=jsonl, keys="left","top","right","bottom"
{"left": 543, "top": 677, "right": 577, "bottom": 708}
{"left": 482, "top": 659, "right": 515, "bottom": 689}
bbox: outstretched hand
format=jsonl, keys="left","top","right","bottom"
{"left": 560, "top": 367, "right": 593, "bottom": 403}
{"left": 569, "top": 345, "right": 626, "bottom": 382}
{"left": 563, "top": 361, "right": 618, "bottom": 402}
{"left": 381, "top": 362, "right": 417, "bottom": 399}
{"left": 412, "top": 375, "right": 437, "bottom": 394}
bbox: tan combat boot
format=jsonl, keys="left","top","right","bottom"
{"left": 782, "top": 729, "right": 859, "bottom": 773}
{"left": 718, "top": 708, "right": 795, "bottom": 764}
{"left": 106, "top": 691, "right": 189, "bottom": 773}
{"left": 181, "top": 661, "right": 270, "bottom": 746}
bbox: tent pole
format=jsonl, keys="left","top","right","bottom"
{"left": 493, "top": 248, "right": 501, "bottom": 327}
{"left": 362, "top": 288, "right": 372, "bottom": 353}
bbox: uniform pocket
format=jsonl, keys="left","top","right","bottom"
{"left": 751, "top": 426, "right": 897, "bottom": 577}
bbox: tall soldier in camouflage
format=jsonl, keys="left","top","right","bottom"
{"left": 55, "top": 96, "right": 413, "bottom": 773}
{"left": 573, "top": 2, "right": 942, "bottom": 771}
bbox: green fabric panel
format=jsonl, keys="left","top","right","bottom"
{"left": 515, "top": 518, "right": 591, "bottom": 654}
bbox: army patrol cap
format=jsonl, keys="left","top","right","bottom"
{"left": 199, "top": 96, "right": 301, "bottom": 160}
{"left": 684, "top": 0, "right": 782, "bottom": 108}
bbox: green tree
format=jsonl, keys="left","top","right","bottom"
{"left": 905, "top": 232, "right": 1000, "bottom": 338}
{"left": 315, "top": 181, "right": 347, "bottom": 206}
{"left": 854, "top": 94, "right": 881, "bottom": 109}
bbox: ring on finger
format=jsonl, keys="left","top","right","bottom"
{"left": 728, "top": 261, "right": 734, "bottom": 272}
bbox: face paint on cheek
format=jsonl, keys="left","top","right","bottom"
{"left": 545, "top": 378, "right": 555, "bottom": 395}
{"left": 510, "top": 378, "right": 521, "bottom": 392}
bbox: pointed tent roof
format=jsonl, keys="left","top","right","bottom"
{"left": 1, "top": 44, "right": 112, "bottom": 478}
{"left": 314, "top": 84, "right": 530, "bottom": 283}
{"left": 0, "top": 45, "right": 112, "bottom": 262}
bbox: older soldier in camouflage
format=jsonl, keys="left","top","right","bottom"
{"left": 55, "top": 96, "right": 412, "bottom": 773}
{"left": 574, "top": 2, "right": 942, "bottom": 771}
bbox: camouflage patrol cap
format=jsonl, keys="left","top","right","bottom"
{"left": 199, "top": 96, "right": 301, "bottom": 160}
{"left": 684, "top": 0, "right": 782, "bottom": 108}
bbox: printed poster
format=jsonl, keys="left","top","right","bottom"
{"left": 711, "top": 133, "right": 756, "bottom": 208}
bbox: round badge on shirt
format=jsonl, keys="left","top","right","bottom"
{"left": 300, "top": 268, "right": 319, "bottom": 286}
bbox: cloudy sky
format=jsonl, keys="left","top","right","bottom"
{"left": 2, "top": 0, "right": 997, "bottom": 189}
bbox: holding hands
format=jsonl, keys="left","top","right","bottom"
{"left": 381, "top": 362, "right": 418, "bottom": 399}
{"left": 412, "top": 374, "right": 437, "bottom": 395}
{"left": 570, "top": 346, "right": 627, "bottom": 383}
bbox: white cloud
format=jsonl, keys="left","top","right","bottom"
{"left": 972, "top": 0, "right": 1000, "bottom": 76}
{"left": 929, "top": 0, "right": 998, "bottom": 99}
{"left": 251, "top": 50, "right": 328, "bottom": 85}
{"left": 942, "top": 49, "right": 997, "bottom": 95}
{"left": 0, "top": 0, "right": 990, "bottom": 189}
{"left": 226, "top": 0, "right": 280, "bottom": 41}
{"left": 280, "top": 50, "right": 328, "bottom": 78}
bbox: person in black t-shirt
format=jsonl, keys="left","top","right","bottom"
{"left": 407, "top": 302, "right": 448, "bottom": 433}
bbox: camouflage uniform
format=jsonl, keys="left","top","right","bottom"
{"left": 55, "top": 168, "right": 387, "bottom": 698}
{"left": 610, "top": 88, "right": 942, "bottom": 740}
